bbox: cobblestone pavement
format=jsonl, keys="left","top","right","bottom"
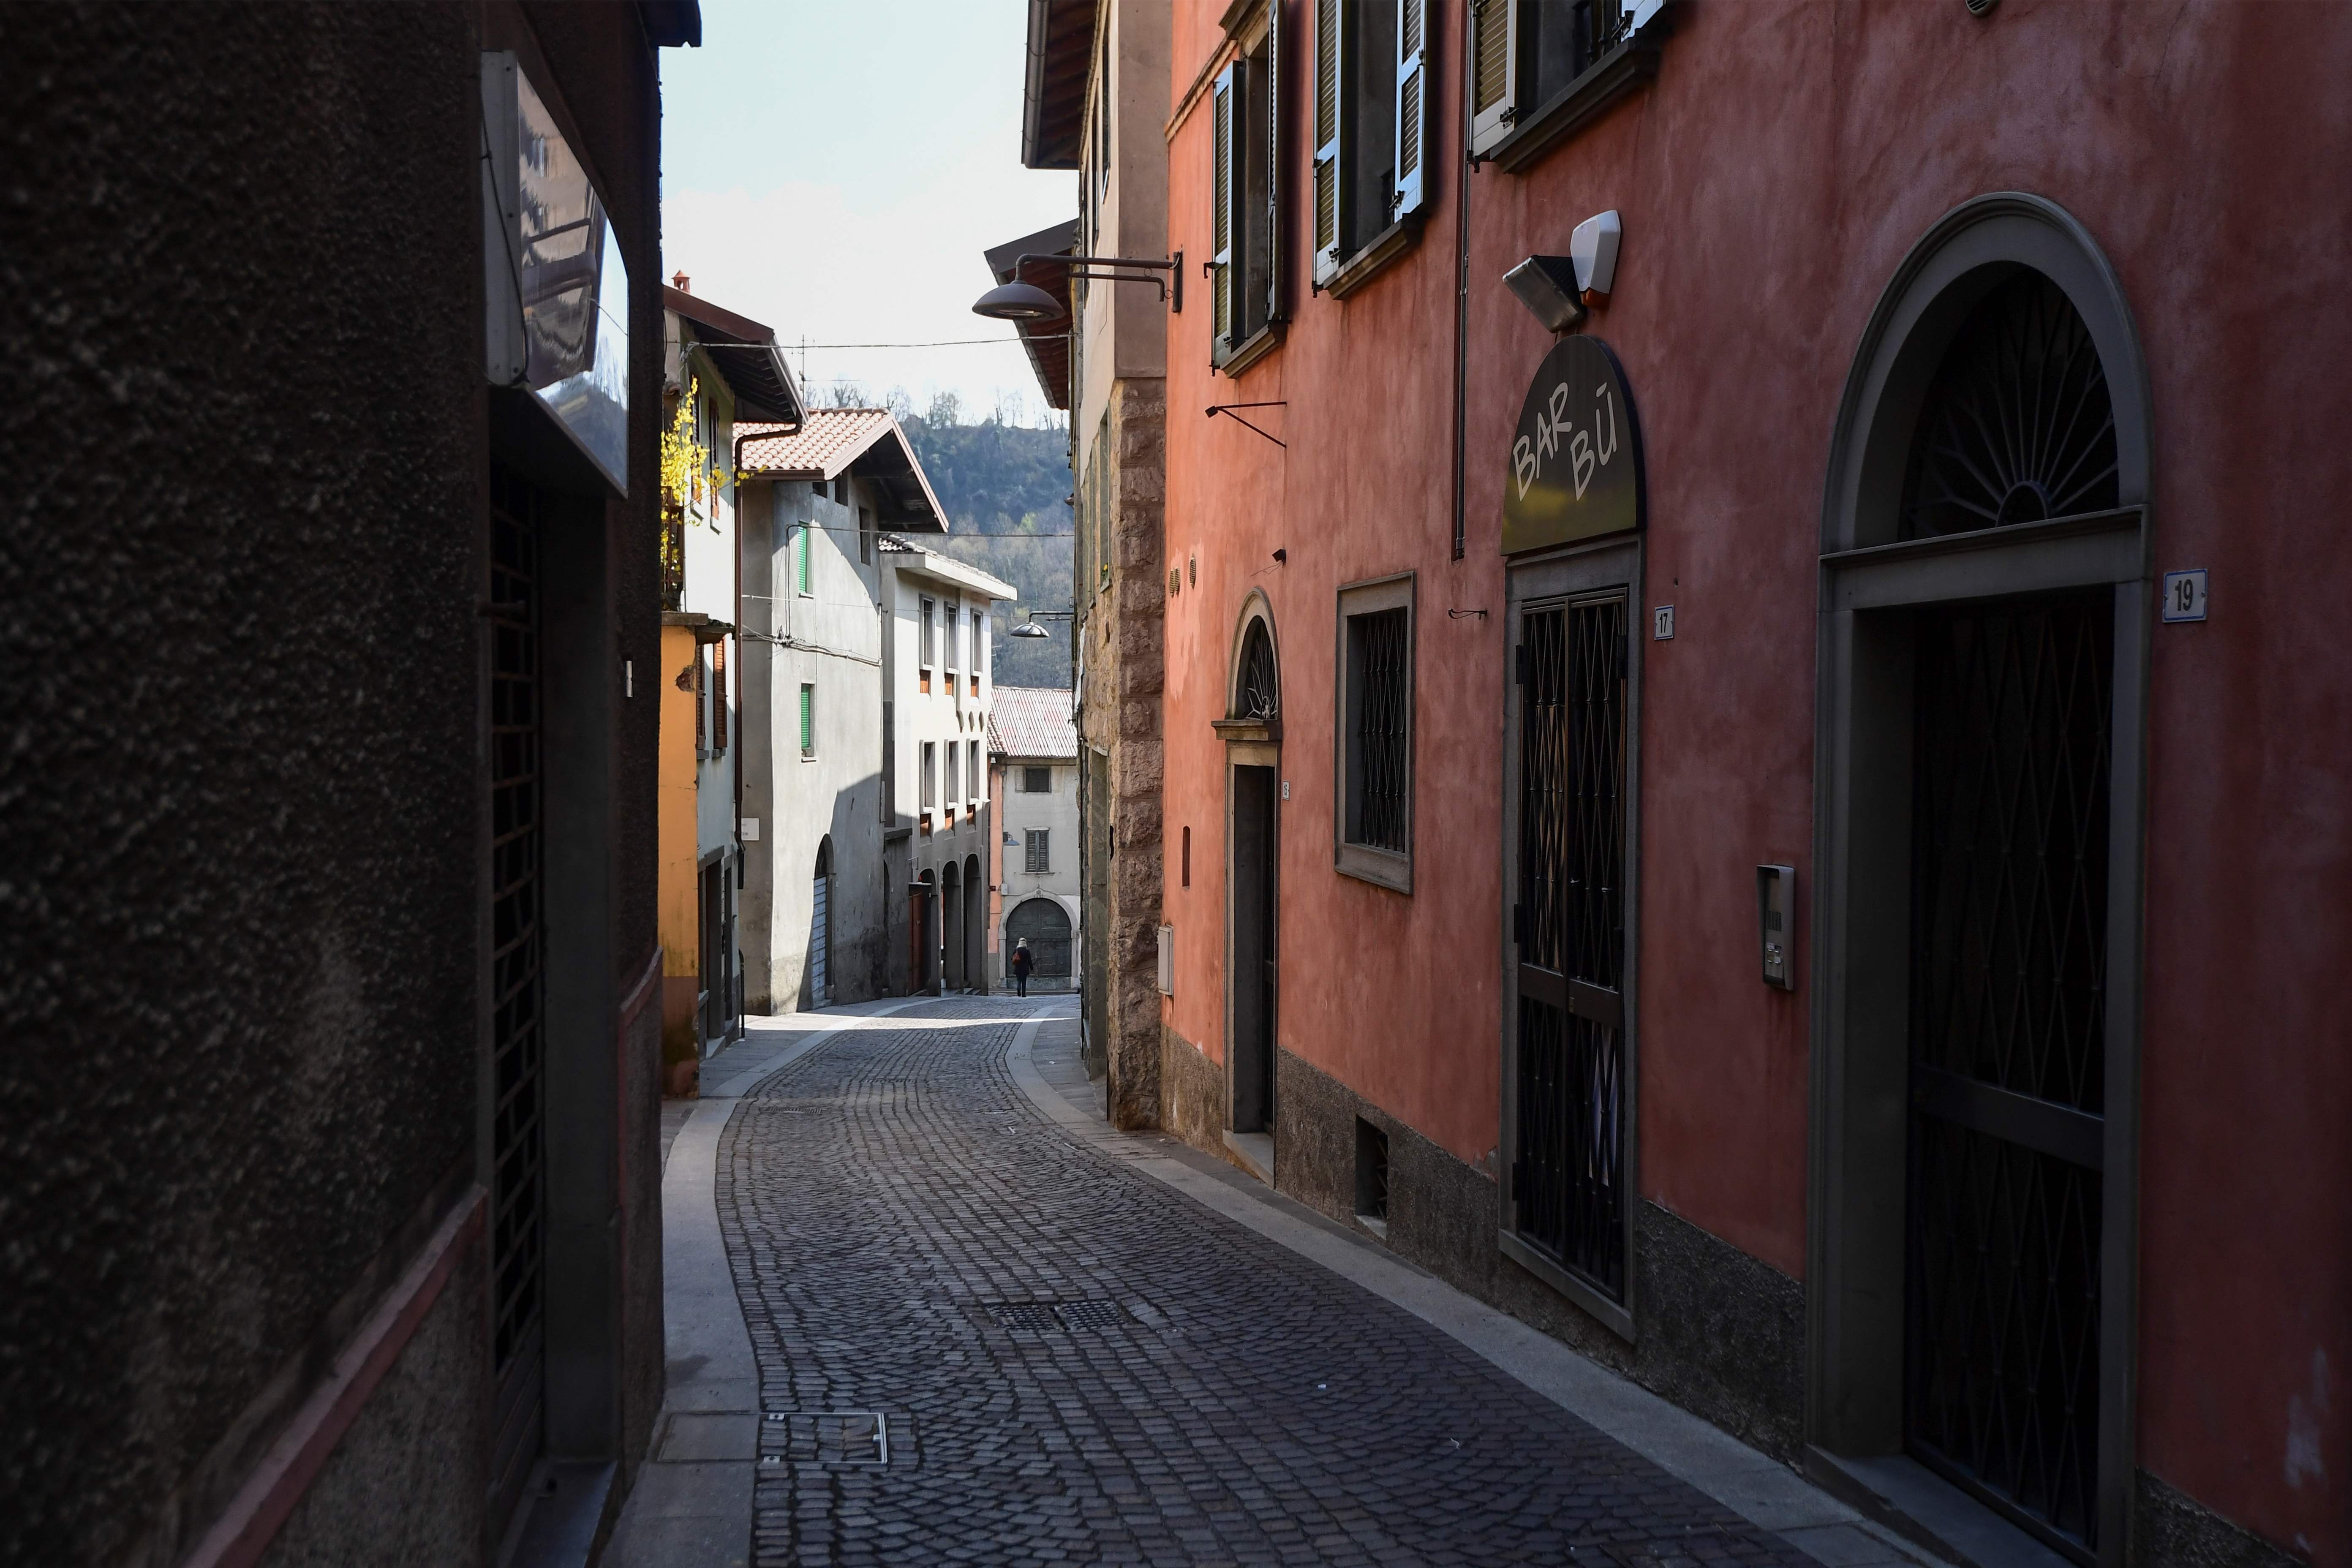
{"left": 719, "top": 998, "right": 1827, "bottom": 1568}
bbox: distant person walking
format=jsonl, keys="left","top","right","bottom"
{"left": 1010, "top": 939, "right": 1034, "bottom": 997}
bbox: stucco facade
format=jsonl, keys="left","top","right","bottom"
{"left": 878, "top": 542, "right": 1016, "bottom": 993}
{"left": 1, "top": 5, "right": 687, "bottom": 1562}
{"left": 990, "top": 687, "right": 1083, "bottom": 992}
{"left": 1145, "top": 3, "right": 2350, "bottom": 1567}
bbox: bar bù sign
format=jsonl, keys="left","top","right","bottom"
{"left": 1503, "top": 335, "right": 1644, "bottom": 555}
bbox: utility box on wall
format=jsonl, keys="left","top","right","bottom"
{"left": 1157, "top": 923, "right": 1174, "bottom": 996}
{"left": 1756, "top": 865, "right": 1795, "bottom": 990}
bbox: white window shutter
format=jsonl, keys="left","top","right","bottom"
{"left": 1393, "top": 0, "right": 1430, "bottom": 219}
{"left": 1211, "top": 64, "right": 1236, "bottom": 353}
{"left": 1311, "top": 0, "right": 1344, "bottom": 286}
{"left": 1263, "top": 0, "right": 1285, "bottom": 323}
{"left": 1469, "top": 0, "right": 1519, "bottom": 158}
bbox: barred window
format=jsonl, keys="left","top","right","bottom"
{"left": 1023, "top": 765, "right": 1052, "bottom": 794}
{"left": 1336, "top": 574, "right": 1414, "bottom": 891}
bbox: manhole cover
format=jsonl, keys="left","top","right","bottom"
{"left": 979, "top": 1298, "right": 1136, "bottom": 1332}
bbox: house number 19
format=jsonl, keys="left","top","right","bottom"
{"left": 2161, "top": 569, "right": 2208, "bottom": 623}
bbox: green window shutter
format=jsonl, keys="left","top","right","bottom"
{"left": 1311, "top": 0, "right": 1345, "bottom": 286}
{"left": 799, "top": 684, "right": 813, "bottom": 756}
{"left": 795, "top": 522, "right": 810, "bottom": 593}
{"left": 1211, "top": 64, "right": 1235, "bottom": 356}
{"left": 1393, "top": 0, "right": 1429, "bottom": 219}
{"left": 1469, "top": 0, "right": 1520, "bottom": 158}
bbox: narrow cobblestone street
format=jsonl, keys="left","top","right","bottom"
{"left": 638, "top": 998, "right": 1908, "bottom": 1568}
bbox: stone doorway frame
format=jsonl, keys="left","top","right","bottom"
{"left": 1805, "top": 193, "right": 2154, "bottom": 1567}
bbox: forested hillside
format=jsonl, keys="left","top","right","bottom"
{"left": 897, "top": 403, "right": 1074, "bottom": 689}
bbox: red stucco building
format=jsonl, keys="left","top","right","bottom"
{"left": 1072, "top": 3, "right": 2352, "bottom": 1566}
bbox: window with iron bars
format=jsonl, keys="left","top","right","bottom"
{"left": 1336, "top": 574, "right": 1413, "bottom": 891}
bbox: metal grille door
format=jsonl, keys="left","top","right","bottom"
{"left": 1906, "top": 593, "right": 2111, "bottom": 1561}
{"left": 811, "top": 875, "right": 831, "bottom": 1005}
{"left": 1513, "top": 596, "right": 1628, "bottom": 1297}
{"left": 486, "top": 463, "right": 546, "bottom": 1534}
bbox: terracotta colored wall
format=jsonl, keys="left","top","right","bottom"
{"left": 1161, "top": 1, "right": 2349, "bottom": 1558}
{"left": 659, "top": 623, "right": 703, "bottom": 1038}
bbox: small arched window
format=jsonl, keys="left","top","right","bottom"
{"left": 1233, "top": 618, "right": 1279, "bottom": 721}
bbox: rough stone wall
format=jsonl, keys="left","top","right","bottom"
{"left": 258, "top": 1241, "right": 491, "bottom": 1568}
{"left": 1083, "top": 379, "right": 1167, "bottom": 1129}
{"left": 0, "top": 4, "right": 667, "bottom": 1561}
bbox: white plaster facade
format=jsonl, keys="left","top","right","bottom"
{"left": 879, "top": 541, "right": 1016, "bottom": 993}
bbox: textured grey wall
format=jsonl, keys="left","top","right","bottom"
{"left": 0, "top": 3, "right": 667, "bottom": 1561}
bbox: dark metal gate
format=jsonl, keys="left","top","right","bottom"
{"left": 1906, "top": 593, "right": 2111, "bottom": 1562}
{"left": 486, "top": 463, "right": 546, "bottom": 1536}
{"left": 1512, "top": 594, "right": 1629, "bottom": 1297}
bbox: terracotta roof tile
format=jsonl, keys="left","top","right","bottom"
{"left": 735, "top": 409, "right": 897, "bottom": 479}
{"left": 988, "top": 686, "right": 1077, "bottom": 760}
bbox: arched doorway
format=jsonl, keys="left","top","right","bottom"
{"left": 1810, "top": 195, "right": 2150, "bottom": 1565}
{"left": 963, "top": 854, "right": 983, "bottom": 994}
{"left": 1006, "top": 898, "right": 1071, "bottom": 983}
{"left": 1219, "top": 600, "right": 1281, "bottom": 1145}
{"left": 809, "top": 837, "right": 833, "bottom": 1009}
{"left": 940, "top": 860, "right": 963, "bottom": 991}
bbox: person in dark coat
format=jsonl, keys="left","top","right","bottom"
{"left": 1010, "top": 939, "right": 1034, "bottom": 996}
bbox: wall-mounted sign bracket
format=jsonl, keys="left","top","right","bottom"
{"left": 1206, "top": 401, "right": 1288, "bottom": 449}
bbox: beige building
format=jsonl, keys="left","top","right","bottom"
{"left": 996, "top": 0, "right": 1171, "bottom": 1124}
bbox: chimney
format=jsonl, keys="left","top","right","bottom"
{"left": 672, "top": 271, "right": 691, "bottom": 294}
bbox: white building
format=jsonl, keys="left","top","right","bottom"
{"left": 879, "top": 539, "right": 1017, "bottom": 993}
{"left": 659, "top": 280, "right": 802, "bottom": 1057}
{"left": 734, "top": 410, "right": 950, "bottom": 1013}
{"left": 988, "top": 687, "right": 1080, "bottom": 992}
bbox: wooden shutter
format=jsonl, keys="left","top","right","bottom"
{"left": 1311, "top": 0, "right": 1344, "bottom": 286}
{"left": 1211, "top": 63, "right": 1236, "bottom": 356}
{"left": 1263, "top": 0, "right": 1285, "bottom": 323}
{"left": 694, "top": 646, "right": 707, "bottom": 752}
{"left": 1469, "top": 0, "right": 1520, "bottom": 157}
{"left": 1393, "top": 0, "right": 1430, "bottom": 218}
{"left": 795, "top": 522, "right": 810, "bottom": 593}
{"left": 799, "top": 684, "right": 813, "bottom": 756}
{"left": 713, "top": 637, "right": 727, "bottom": 753}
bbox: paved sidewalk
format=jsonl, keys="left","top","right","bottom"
{"left": 640, "top": 996, "right": 1930, "bottom": 1568}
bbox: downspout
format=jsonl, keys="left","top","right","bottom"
{"left": 1451, "top": 0, "right": 1475, "bottom": 562}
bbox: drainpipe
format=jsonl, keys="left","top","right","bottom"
{"left": 1451, "top": 0, "right": 1475, "bottom": 563}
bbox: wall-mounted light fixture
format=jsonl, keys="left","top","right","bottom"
{"left": 1008, "top": 608, "right": 1074, "bottom": 640}
{"left": 973, "top": 253, "right": 1183, "bottom": 321}
{"left": 1505, "top": 211, "right": 1625, "bottom": 334}
{"left": 1503, "top": 255, "right": 1585, "bottom": 333}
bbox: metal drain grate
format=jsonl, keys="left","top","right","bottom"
{"left": 1053, "top": 1298, "right": 1132, "bottom": 1331}
{"left": 980, "top": 1298, "right": 1135, "bottom": 1332}
{"left": 759, "top": 1410, "right": 892, "bottom": 1467}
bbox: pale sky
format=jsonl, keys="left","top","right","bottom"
{"left": 659, "top": 0, "right": 1076, "bottom": 425}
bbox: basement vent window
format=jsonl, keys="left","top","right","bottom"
{"left": 1355, "top": 1117, "right": 1391, "bottom": 1236}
